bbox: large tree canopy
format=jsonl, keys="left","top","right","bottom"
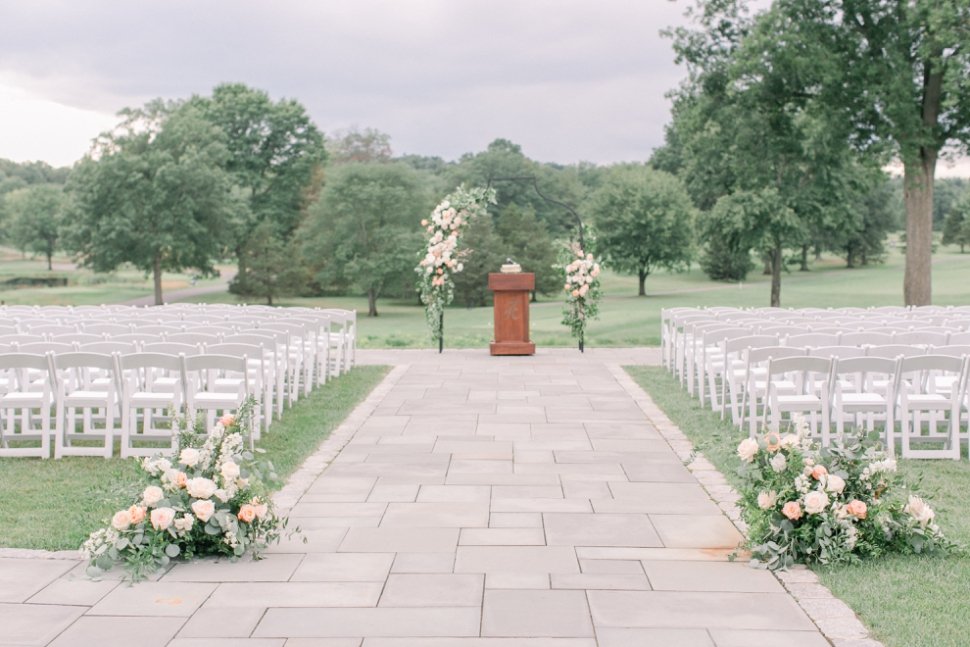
{"left": 588, "top": 166, "right": 696, "bottom": 296}
{"left": 300, "top": 162, "right": 429, "bottom": 317}
{"left": 5, "top": 184, "right": 67, "bottom": 270}
{"left": 65, "top": 101, "right": 241, "bottom": 305}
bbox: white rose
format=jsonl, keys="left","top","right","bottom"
{"left": 780, "top": 434, "right": 799, "bottom": 449}
{"left": 186, "top": 477, "right": 218, "bottom": 500}
{"left": 825, "top": 474, "right": 846, "bottom": 495}
{"left": 191, "top": 499, "right": 216, "bottom": 522}
{"left": 220, "top": 461, "right": 240, "bottom": 480}
{"left": 757, "top": 491, "right": 778, "bottom": 510}
{"left": 173, "top": 514, "right": 195, "bottom": 533}
{"left": 214, "top": 488, "right": 229, "bottom": 503}
{"left": 142, "top": 485, "right": 164, "bottom": 507}
{"left": 179, "top": 447, "right": 200, "bottom": 468}
{"left": 150, "top": 507, "right": 176, "bottom": 530}
{"left": 903, "top": 495, "right": 935, "bottom": 526}
{"left": 803, "top": 490, "right": 830, "bottom": 515}
{"left": 111, "top": 510, "right": 132, "bottom": 531}
{"left": 737, "top": 438, "right": 759, "bottom": 463}
{"left": 770, "top": 453, "right": 787, "bottom": 473}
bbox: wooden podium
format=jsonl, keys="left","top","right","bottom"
{"left": 488, "top": 272, "right": 536, "bottom": 356}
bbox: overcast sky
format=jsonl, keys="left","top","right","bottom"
{"left": 1, "top": 0, "right": 967, "bottom": 177}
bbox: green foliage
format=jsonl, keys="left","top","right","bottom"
{"left": 941, "top": 190, "right": 970, "bottom": 253}
{"left": 64, "top": 100, "right": 242, "bottom": 304}
{"left": 493, "top": 205, "right": 560, "bottom": 298}
{"left": 697, "top": 208, "right": 755, "bottom": 281}
{"left": 230, "top": 221, "right": 306, "bottom": 304}
{"left": 451, "top": 213, "right": 504, "bottom": 308}
{"left": 328, "top": 127, "right": 392, "bottom": 164}
{"left": 301, "top": 162, "right": 430, "bottom": 316}
{"left": 588, "top": 166, "right": 695, "bottom": 296}
{"left": 4, "top": 184, "right": 67, "bottom": 270}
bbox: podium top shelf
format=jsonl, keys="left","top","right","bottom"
{"left": 488, "top": 272, "right": 535, "bottom": 291}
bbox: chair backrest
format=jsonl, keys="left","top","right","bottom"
{"left": 204, "top": 342, "right": 266, "bottom": 360}
{"left": 119, "top": 352, "right": 184, "bottom": 372}
{"left": 50, "top": 333, "right": 105, "bottom": 346}
{"left": 78, "top": 341, "right": 139, "bottom": 354}
{"left": 809, "top": 345, "right": 866, "bottom": 359}
{"left": 15, "top": 341, "right": 76, "bottom": 354}
{"left": 724, "top": 335, "right": 781, "bottom": 355}
{"left": 51, "top": 351, "right": 117, "bottom": 371}
{"left": 758, "top": 326, "right": 813, "bottom": 337}
{"left": 745, "top": 346, "right": 806, "bottom": 365}
{"left": 785, "top": 333, "right": 841, "bottom": 348}
{"left": 945, "top": 331, "right": 970, "bottom": 345}
{"left": 182, "top": 354, "right": 250, "bottom": 392}
{"left": 21, "top": 324, "right": 77, "bottom": 336}
{"left": 892, "top": 330, "right": 950, "bottom": 347}
{"left": 0, "top": 334, "right": 42, "bottom": 345}
{"left": 928, "top": 345, "right": 970, "bottom": 358}
{"left": 141, "top": 341, "right": 202, "bottom": 356}
{"left": 832, "top": 355, "right": 898, "bottom": 377}
{"left": 766, "top": 355, "right": 832, "bottom": 378}
{"left": 865, "top": 344, "right": 925, "bottom": 359}
{"left": 0, "top": 352, "right": 54, "bottom": 392}
{"left": 840, "top": 331, "right": 894, "bottom": 346}
{"left": 78, "top": 323, "right": 132, "bottom": 335}
{"left": 165, "top": 332, "right": 222, "bottom": 345}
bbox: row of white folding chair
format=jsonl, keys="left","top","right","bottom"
{"left": 0, "top": 351, "right": 252, "bottom": 459}
{"left": 760, "top": 354, "right": 969, "bottom": 460}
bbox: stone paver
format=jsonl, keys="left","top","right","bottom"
{"left": 0, "top": 348, "right": 851, "bottom": 646}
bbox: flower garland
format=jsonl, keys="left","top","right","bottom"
{"left": 80, "top": 400, "right": 289, "bottom": 581}
{"left": 416, "top": 185, "right": 496, "bottom": 347}
{"left": 735, "top": 416, "right": 952, "bottom": 570}
{"left": 560, "top": 241, "right": 601, "bottom": 351}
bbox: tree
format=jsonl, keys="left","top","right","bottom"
{"left": 493, "top": 205, "right": 560, "bottom": 300}
{"left": 451, "top": 214, "right": 504, "bottom": 308}
{"left": 65, "top": 100, "right": 241, "bottom": 305}
{"left": 190, "top": 84, "right": 326, "bottom": 265}
{"left": 230, "top": 221, "right": 306, "bottom": 305}
{"left": 588, "top": 166, "right": 695, "bottom": 296}
{"left": 697, "top": 208, "right": 755, "bottom": 281}
{"left": 775, "top": 0, "right": 970, "bottom": 305}
{"left": 5, "top": 184, "right": 67, "bottom": 270}
{"left": 328, "top": 127, "right": 392, "bottom": 164}
{"left": 710, "top": 189, "right": 805, "bottom": 307}
{"left": 942, "top": 191, "right": 970, "bottom": 253}
{"left": 300, "top": 162, "right": 428, "bottom": 317}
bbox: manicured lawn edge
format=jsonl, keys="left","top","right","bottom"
{"left": 0, "top": 365, "right": 391, "bottom": 552}
{"left": 624, "top": 365, "right": 970, "bottom": 647}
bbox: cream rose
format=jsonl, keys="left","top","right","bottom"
{"left": 782, "top": 501, "right": 803, "bottom": 520}
{"left": 252, "top": 501, "right": 268, "bottom": 519}
{"left": 191, "top": 499, "right": 216, "bottom": 522}
{"left": 220, "top": 461, "right": 241, "bottom": 480}
{"left": 111, "top": 510, "right": 132, "bottom": 531}
{"left": 173, "top": 514, "right": 195, "bottom": 533}
{"left": 214, "top": 488, "right": 230, "bottom": 503}
{"left": 825, "top": 474, "right": 846, "bottom": 495}
{"left": 142, "top": 485, "right": 164, "bottom": 507}
{"left": 150, "top": 507, "right": 176, "bottom": 530}
{"left": 757, "top": 491, "right": 778, "bottom": 510}
{"left": 770, "top": 453, "right": 787, "bottom": 473}
{"left": 179, "top": 447, "right": 200, "bottom": 468}
{"left": 186, "top": 477, "right": 218, "bottom": 500}
{"left": 904, "top": 495, "right": 935, "bottom": 526}
{"left": 804, "top": 490, "right": 830, "bottom": 515}
{"left": 737, "top": 438, "right": 759, "bottom": 463}
{"left": 237, "top": 504, "right": 257, "bottom": 523}
{"left": 781, "top": 433, "right": 799, "bottom": 449}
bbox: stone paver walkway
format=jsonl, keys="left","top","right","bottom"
{"left": 1, "top": 349, "right": 834, "bottom": 647}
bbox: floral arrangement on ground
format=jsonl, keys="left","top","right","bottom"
{"left": 81, "top": 400, "right": 290, "bottom": 581}
{"left": 735, "top": 417, "right": 953, "bottom": 570}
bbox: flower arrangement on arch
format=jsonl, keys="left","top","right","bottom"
{"left": 559, "top": 241, "right": 601, "bottom": 352}
{"left": 80, "top": 400, "right": 290, "bottom": 581}
{"left": 415, "top": 185, "right": 496, "bottom": 347}
{"left": 735, "top": 416, "right": 952, "bottom": 570}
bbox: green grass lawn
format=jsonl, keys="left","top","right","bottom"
{"left": 626, "top": 365, "right": 970, "bottom": 647}
{"left": 0, "top": 365, "right": 389, "bottom": 551}
{"left": 180, "top": 244, "right": 970, "bottom": 349}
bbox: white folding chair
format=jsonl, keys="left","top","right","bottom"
{"left": 762, "top": 355, "right": 832, "bottom": 443}
{"left": 894, "top": 355, "right": 967, "bottom": 460}
{"left": 829, "top": 356, "right": 897, "bottom": 449}
{"left": 0, "top": 353, "right": 54, "bottom": 458}
{"left": 117, "top": 352, "right": 184, "bottom": 458}
{"left": 719, "top": 334, "right": 779, "bottom": 422}
{"left": 786, "top": 333, "right": 842, "bottom": 348}
{"left": 738, "top": 346, "right": 805, "bottom": 435}
{"left": 204, "top": 342, "right": 271, "bottom": 436}
{"left": 841, "top": 331, "right": 894, "bottom": 347}
{"left": 182, "top": 354, "right": 252, "bottom": 443}
{"left": 51, "top": 352, "right": 120, "bottom": 459}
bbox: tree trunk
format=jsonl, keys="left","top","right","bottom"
{"left": 770, "top": 244, "right": 782, "bottom": 308}
{"left": 799, "top": 244, "right": 808, "bottom": 271}
{"left": 846, "top": 245, "right": 855, "bottom": 269}
{"left": 152, "top": 254, "right": 164, "bottom": 306}
{"left": 367, "top": 289, "right": 378, "bottom": 317}
{"left": 267, "top": 293, "right": 273, "bottom": 306}
{"left": 46, "top": 251, "right": 53, "bottom": 271}
{"left": 762, "top": 254, "right": 771, "bottom": 275}
{"left": 638, "top": 268, "right": 648, "bottom": 297}
{"left": 902, "top": 154, "right": 936, "bottom": 306}
{"left": 814, "top": 242, "right": 822, "bottom": 261}
{"left": 861, "top": 246, "right": 868, "bottom": 266}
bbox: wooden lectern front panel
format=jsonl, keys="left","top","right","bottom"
{"left": 488, "top": 272, "right": 535, "bottom": 355}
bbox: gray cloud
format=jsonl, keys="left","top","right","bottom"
{"left": 0, "top": 0, "right": 696, "bottom": 164}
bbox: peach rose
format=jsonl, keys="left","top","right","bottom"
{"left": 128, "top": 505, "right": 146, "bottom": 525}
{"left": 811, "top": 465, "right": 828, "bottom": 481}
{"left": 111, "top": 510, "right": 132, "bottom": 531}
{"left": 845, "top": 499, "right": 867, "bottom": 520}
{"left": 420, "top": 219, "right": 429, "bottom": 226}
{"left": 150, "top": 507, "right": 176, "bottom": 530}
{"left": 176, "top": 472, "right": 188, "bottom": 489}
{"left": 237, "top": 504, "right": 257, "bottom": 523}
{"left": 219, "top": 413, "right": 235, "bottom": 428}
{"left": 781, "top": 501, "right": 803, "bottom": 521}
{"left": 191, "top": 499, "right": 216, "bottom": 523}
{"left": 571, "top": 289, "right": 580, "bottom": 298}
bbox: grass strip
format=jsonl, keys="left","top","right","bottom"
{"left": 0, "top": 365, "right": 390, "bottom": 551}
{"left": 625, "top": 365, "right": 970, "bottom": 647}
